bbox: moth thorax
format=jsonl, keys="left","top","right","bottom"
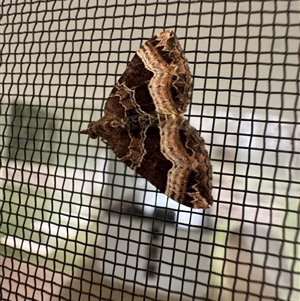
{"left": 124, "top": 114, "right": 160, "bottom": 130}
{"left": 109, "top": 119, "right": 125, "bottom": 129}
{"left": 100, "top": 115, "right": 125, "bottom": 130}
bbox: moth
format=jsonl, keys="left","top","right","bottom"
{"left": 81, "top": 30, "right": 213, "bottom": 209}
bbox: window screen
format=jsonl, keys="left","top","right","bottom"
{"left": 1, "top": 1, "right": 299, "bottom": 300}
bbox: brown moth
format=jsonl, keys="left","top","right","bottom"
{"left": 81, "top": 30, "right": 213, "bottom": 209}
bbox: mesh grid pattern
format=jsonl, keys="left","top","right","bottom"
{"left": 1, "top": 1, "right": 299, "bottom": 300}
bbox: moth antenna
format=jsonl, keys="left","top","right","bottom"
{"left": 80, "top": 129, "right": 90, "bottom": 135}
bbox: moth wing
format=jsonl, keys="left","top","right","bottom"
{"left": 104, "top": 30, "right": 193, "bottom": 118}
{"left": 133, "top": 118, "right": 213, "bottom": 209}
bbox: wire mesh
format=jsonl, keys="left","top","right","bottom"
{"left": 1, "top": 1, "right": 299, "bottom": 301}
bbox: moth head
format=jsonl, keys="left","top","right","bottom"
{"left": 80, "top": 121, "right": 98, "bottom": 139}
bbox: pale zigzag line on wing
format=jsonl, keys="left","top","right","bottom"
{"left": 137, "top": 43, "right": 179, "bottom": 115}
{"left": 160, "top": 117, "right": 194, "bottom": 203}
